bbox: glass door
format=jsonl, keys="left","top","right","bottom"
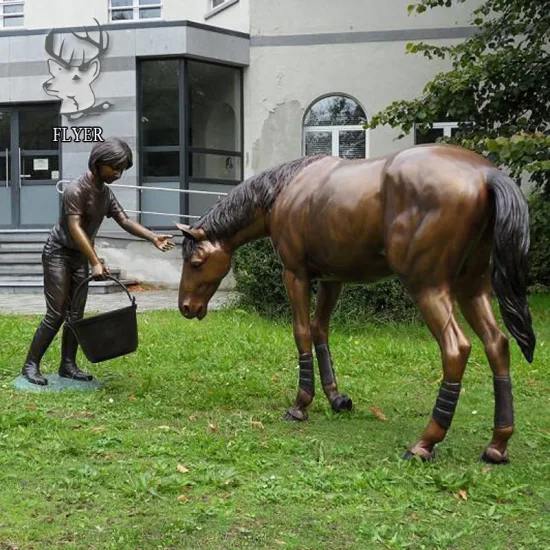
{"left": 0, "top": 110, "right": 12, "bottom": 228}
{"left": 0, "top": 104, "right": 61, "bottom": 229}
{"left": 18, "top": 105, "right": 62, "bottom": 227}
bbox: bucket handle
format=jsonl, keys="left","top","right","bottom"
{"left": 68, "top": 275, "right": 136, "bottom": 322}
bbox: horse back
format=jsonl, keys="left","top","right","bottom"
{"left": 269, "top": 155, "right": 390, "bottom": 279}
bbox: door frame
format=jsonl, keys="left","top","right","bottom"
{"left": 0, "top": 101, "right": 63, "bottom": 230}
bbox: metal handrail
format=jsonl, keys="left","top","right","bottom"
{"left": 55, "top": 179, "right": 229, "bottom": 220}
{"left": 125, "top": 209, "right": 201, "bottom": 220}
{"left": 110, "top": 182, "right": 229, "bottom": 197}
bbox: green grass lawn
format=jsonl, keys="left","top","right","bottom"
{"left": 1, "top": 295, "right": 549, "bottom": 550}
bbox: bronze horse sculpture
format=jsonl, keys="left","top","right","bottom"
{"left": 176, "top": 143, "right": 535, "bottom": 464}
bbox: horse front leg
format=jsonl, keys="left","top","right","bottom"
{"left": 282, "top": 269, "right": 315, "bottom": 421}
{"left": 311, "top": 281, "right": 353, "bottom": 413}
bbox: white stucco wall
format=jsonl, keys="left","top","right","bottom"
{"left": 244, "top": 0, "right": 481, "bottom": 175}
{"left": 23, "top": 0, "right": 104, "bottom": 28}
{"left": 202, "top": 0, "right": 250, "bottom": 34}
{"left": 21, "top": 0, "right": 249, "bottom": 32}
{"left": 244, "top": 39, "right": 459, "bottom": 174}
{"left": 250, "top": 0, "right": 481, "bottom": 35}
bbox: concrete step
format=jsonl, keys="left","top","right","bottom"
{"left": 0, "top": 231, "right": 135, "bottom": 295}
{"left": 0, "top": 253, "right": 42, "bottom": 264}
{"left": 0, "top": 274, "right": 44, "bottom": 282}
{"left": 0, "top": 242, "right": 47, "bottom": 252}
{"left": 0, "top": 230, "right": 50, "bottom": 243}
{"left": 0, "top": 269, "right": 123, "bottom": 284}
{"left": 0, "top": 272, "right": 121, "bottom": 282}
{"left": 0, "top": 265, "right": 122, "bottom": 277}
{"left": 0, "top": 264, "right": 44, "bottom": 275}
{"left": 0, "top": 278, "right": 136, "bottom": 295}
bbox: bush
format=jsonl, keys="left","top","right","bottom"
{"left": 528, "top": 191, "right": 550, "bottom": 287}
{"left": 232, "top": 238, "right": 290, "bottom": 318}
{"left": 232, "top": 238, "right": 419, "bottom": 323}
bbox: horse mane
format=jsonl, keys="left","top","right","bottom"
{"left": 182, "top": 154, "right": 328, "bottom": 259}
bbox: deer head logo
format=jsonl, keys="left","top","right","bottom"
{"left": 43, "top": 19, "right": 113, "bottom": 121}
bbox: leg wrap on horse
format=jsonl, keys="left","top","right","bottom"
{"left": 433, "top": 380, "right": 461, "bottom": 430}
{"left": 315, "top": 344, "right": 335, "bottom": 387}
{"left": 299, "top": 353, "right": 315, "bottom": 397}
{"left": 494, "top": 375, "right": 514, "bottom": 427}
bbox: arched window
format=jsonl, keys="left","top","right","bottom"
{"left": 303, "top": 95, "right": 368, "bottom": 159}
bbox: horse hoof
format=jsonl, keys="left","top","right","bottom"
{"left": 402, "top": 447, "right": 435, "bottom": 462}
{"left": 481, "top": 447, "right": 509, "bottom": 465}
{"left": 331, "top": 394, "right": 353, "bottom": 413}
{"left": 283, "top": 408, "right": 308, "bottom": 422}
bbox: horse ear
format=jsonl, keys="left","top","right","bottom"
{"left": 174, "top": 222, "right": 206, "bottom": 241}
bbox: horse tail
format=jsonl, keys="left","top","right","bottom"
{"left": 486, "top": 169, "right": 536, "bottom": 363}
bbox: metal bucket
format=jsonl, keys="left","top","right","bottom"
{"left": 67, "top": 275, "right": 138, "bottom": 363}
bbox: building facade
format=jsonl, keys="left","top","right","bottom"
{"left": 0, "top": 0, "right": 479, "bottom": 284}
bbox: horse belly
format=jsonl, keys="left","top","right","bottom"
{"left": 314, "top": 256, "right": 392, "bottom": 283}
{"left": 304, "top": 232, "right": 392, "bottom": 283}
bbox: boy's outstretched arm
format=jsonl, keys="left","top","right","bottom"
{"left": 112, "top": 212, "right": 175, "bottom": 252}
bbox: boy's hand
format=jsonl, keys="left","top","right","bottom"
{"left": 153, "top": 234, "right": 175, "bottom": 252}
{"left": 91, "top": 263, "right": 110, "bottom": 281}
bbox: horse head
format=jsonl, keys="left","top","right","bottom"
{"left": 176, "top": 223, "right": 232, "bottom": 320}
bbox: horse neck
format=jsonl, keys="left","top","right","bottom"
{"left": 227, "top": 211, "right": 269, "bottom": 251}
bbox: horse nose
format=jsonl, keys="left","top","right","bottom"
{"left": 179, "top": 303, "right": 191, "bottom": 318}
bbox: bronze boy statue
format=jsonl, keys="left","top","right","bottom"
{"left": 21, "top": 137, "right": 175, "bottom": 386}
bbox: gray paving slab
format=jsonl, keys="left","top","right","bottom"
{"left": 0, "top": 289, "right": 236, "bottom": 315}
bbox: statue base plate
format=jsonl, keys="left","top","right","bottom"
{"left": 11, "top": 374, "right": 103, "bottom": 393}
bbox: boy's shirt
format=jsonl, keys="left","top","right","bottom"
{"left": 49, "top": 173, "right": 125, "bottom": 251}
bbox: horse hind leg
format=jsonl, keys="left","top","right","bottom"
{"left": 404, "top": 286, "right": 472, "bottom": 461}
{"left": 311, "top": 281, "right": 353, "bottom": 413}
{"left": 457, "top": 289, "right": 513, "bottom": 464}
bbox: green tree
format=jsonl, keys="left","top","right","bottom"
{"left": 366, "top": 0, "right": 550, "bottom": 193}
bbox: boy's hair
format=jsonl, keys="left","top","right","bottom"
{"left": 88, "top": 137, "right": 133, "bottom": 174}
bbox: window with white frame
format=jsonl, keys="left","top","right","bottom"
{"left": 109, "top": 0, "right": 162, "bottom": 22}
{"left": 0, "top": 0, "right": 24, "bottom": 27}
{"left": 303, "top": 95, "right": 368, "bottom": 159}
{"left": 209, "top": 0, "right": 240, "bottom": 12}
{"left": 415, "top": 121, "right": 459, "bottom": 144}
